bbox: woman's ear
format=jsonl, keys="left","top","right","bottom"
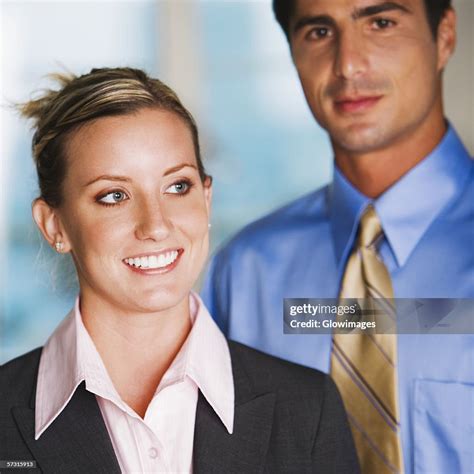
{"left": 437, "top": 8, "right": 456, "bottom": 72}
{"left": 32, "top": 199, "right": 71, "bottom": 253}
{"left": 203, "top": 175, "right": 213, "bottom": 217}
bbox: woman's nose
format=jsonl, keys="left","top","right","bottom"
{"left": 134, "top": 201, "right": 170, "bottom": 242}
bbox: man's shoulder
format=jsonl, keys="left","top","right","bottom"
{"left": 0, "top": 348, "right": 42, "bottom": 405}
{"left": 216, "top": 185, "right": 330, "bottom": 259}
{"left": 240, "top": 185, "right": 329, "bottom": 238}
{"left": 455, "top": 161, "right": 474, "bottom": 212}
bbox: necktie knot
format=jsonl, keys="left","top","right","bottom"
{"left": 357, "top": 205, "right": 383, "bottom": 248}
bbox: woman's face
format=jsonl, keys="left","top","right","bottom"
{"left": 52, "top": 108, "right": 211, "bottom": 314}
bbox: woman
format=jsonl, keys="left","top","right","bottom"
{"left": 0, "top": 68, "right": 358, "bottom": 473}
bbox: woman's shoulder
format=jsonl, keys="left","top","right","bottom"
{"left": 0, "top": 347, "right": 42, "bottom": 404}
{"left": 227, "top": 340, "right": 334, "bottom": 402}
{"left": 227, "top": 340, "right": 359, "bottom": 473}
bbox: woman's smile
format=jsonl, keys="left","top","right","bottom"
{"left": 123, "top": 248, "right": 183, "bottom": 274}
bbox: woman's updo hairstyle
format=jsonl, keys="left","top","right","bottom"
{"left": 19, "top": 67, "right": 207, "bottom": 208}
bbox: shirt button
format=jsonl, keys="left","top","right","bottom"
{"left": 148, "top": 447, "right": 158, "bottom": 459}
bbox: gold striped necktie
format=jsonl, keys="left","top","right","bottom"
{"left": 330, "top": 205, "right": 403, "bottom": 473}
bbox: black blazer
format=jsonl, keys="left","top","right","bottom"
{"left": 1, "top": 341, "right": 359, "bottom": 473}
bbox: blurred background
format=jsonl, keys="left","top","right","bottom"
{"left": 1, "top": 0, "right": 472, "bottom": 363}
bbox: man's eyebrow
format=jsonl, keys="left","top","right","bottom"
{"left": 292, "top": 2, "right": 410, "bottom": 35}
{"left": 84, "top": 175, "right": 132, "bottom": 187}
{"left": 292, "top": 15, "right": 336, "bottom": 35}
{"left": 352, "top": 1, "right": 411, "bottom": 20}
{"left": 163, "top": 163, "right": 197, "bottom": 177}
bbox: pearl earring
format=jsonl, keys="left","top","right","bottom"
{"left": 55, "top": 242, "right": 64, "bottom": 252}
{"left": 208, "top": 223, "right": 212, "bottom": 229}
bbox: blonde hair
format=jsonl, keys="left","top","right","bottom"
{"left": 19, "top": 67, "right": 207, "bottom": 207}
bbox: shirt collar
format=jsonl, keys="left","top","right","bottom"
{"left": 183, "top": 292, "right": 234, "bottom": 434}
{"left": 329, "top": 125, "right": 472, "bottom": 268}
{"left": 329, "top": 167, "right": 369, "bottom": 271}
{"left": 375, "top": 126, "right": 472, "bottom": 266}
{"left": 35, "top": 292, "right": 234, "bottom": 439}
{"left": 34, "top": 299, "right": 77, "bottom": 439}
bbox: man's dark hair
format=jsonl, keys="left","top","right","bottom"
{"left": 273, "top": 0, "right": 453, "bottom": 41}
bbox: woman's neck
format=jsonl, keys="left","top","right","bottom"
{"left": 79, "top": 291, "right": 192, "bottom": 418}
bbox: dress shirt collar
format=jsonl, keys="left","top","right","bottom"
{"left": 329, "top": 125, "right": 472, "bottom": 269}
{"left": 329, "top": 166, "right": 369, "bottom": 271}
{"left": 35, "top": 292, "right": 234, "bottom": 439}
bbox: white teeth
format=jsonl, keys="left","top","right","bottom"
{"left": 125, "top": 251, "right": 179, "bottom": 270}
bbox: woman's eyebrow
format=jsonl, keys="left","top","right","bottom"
{"left": 84, "top": 164, "right": 197, "bottom": 187}
{"left": 84, "top": 175, "right": 132, "bottom": 187}
{"left": 163, "top": 164, "right": 197, "bottom": 176}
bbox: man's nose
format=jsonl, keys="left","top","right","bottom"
{"left": 333, "top": 30, "right": 368, "bottom": 80}
{"left": 134, "top": 200, "right": 170, "bottom": 242}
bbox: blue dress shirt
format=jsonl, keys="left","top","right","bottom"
{"left": 202, "top": 126, "right": 474, "bottom": 474}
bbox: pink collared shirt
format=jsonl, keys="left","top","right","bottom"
{"left": 35, "top": 292, "right": 234, "bottom": 473}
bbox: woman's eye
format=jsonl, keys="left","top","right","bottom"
{"left": 166, "top": 181, "right": 191, "bottom": 195}
{"left": 98, "top": 190, "right": 129, "bottom": 204}
{"left": 373, "top": 18, "right": 395, "bottom": 29}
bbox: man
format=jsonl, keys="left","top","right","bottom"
{"left": 202, "top": 1, "right": 473, "bottom": 473}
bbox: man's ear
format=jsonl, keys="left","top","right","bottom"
{"left": 437, "top": 8, "right": 456, "bottom": 72}
{"left": 32, "top": 198, "right": 71, "bottom": 253}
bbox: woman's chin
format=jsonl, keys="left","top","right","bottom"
{"left": 120, "top": 288, "right": 189, "bottom": 315}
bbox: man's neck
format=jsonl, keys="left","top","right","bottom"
{"left": 333, "top": 111, "right": 447, "bottom": 199}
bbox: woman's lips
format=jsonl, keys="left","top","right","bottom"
{"left": 334, "top": 95, "right": 383, "bottom": 114}
{"left": 123, "top": 249, "right": 183, "bottom": 275}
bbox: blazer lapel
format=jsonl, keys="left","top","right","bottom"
{"left": 193, "top": 345, "right": 276, "bottom": 474}
{"left": 12, "top": 382, "right": 121, "bottom": 474}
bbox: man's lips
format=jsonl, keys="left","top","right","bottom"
{"left": 334, "top": 95, "right": 383, "bottom": 113}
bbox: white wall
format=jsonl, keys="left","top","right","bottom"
{"left": 445, "top": 0, "right": 473, "bottom": 154}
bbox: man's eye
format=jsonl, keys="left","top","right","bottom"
{"left": 306, "top": 27, "right": 332, "bottom": 40}
{"left": 373, "top": 18, "right": 396, "bottom": 29}
{"left": 98, "top": 191, "right": 129, "bottom": 204}
{"left": 165, "top": 181, "right": 191, "bottom": 195}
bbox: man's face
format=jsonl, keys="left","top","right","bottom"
{"left": 289, "top": 0, "right": 453, "bottom": 154}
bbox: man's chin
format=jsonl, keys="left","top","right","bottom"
{"left": 330, "top": 123, "right": 390, "bottom": 154}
